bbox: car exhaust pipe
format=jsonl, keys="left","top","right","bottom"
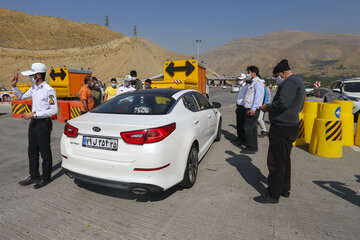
{"left": 131, "top": 187, "right": 148, "bottom": 195}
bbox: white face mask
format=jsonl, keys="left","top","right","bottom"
{"left": 276, "top": 76, "right": 284, "bottom": 85}
{"left": 246, "top": 73, "right": 252, "bottom": 80}
{"left": 29, "top": 75, "right": 37, "bottom": 84}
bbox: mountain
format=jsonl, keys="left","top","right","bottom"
{"left": 202, "top": 30, "right": 360, "bottom": 78}
{"left": 0, "top": 8, "right": 220, "bottom": 89}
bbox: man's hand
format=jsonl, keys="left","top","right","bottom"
{"left": 260, "top": 104, "right": 268, "bottom": 112}
{"left": 10, "top": 76, "right": 18, "bottom": 88}
{"left": 248, "top": 109, "right": 255, "bottom": 116}
{"left": 23, "top": 112, "right": 35, "bottom": 120}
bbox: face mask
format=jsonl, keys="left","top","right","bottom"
{"left": 95, "top": 83, "right": 99, "bottom": 87}
{"left": 145, "top": 85, "right": 150, "bottom": 89}
{"left": 29, "top": 75, "right": 37, "bottom": 84}
{"left": 276, "top": 76, "right": 284, "bottom": 85}
{"left": 90, "top": 82, "right": 94, "bottom": 87}
{"left": 111, "top": 83, "right": 117, "bottom": 88}
{"left": 132, "top": 77, "right": 137, "bottom": 81}
{"left": 246, "top": 73, "right": 252, "bottom": 80}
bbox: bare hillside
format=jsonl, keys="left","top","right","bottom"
{"left": 0, "top": 8, "right": 125, "bottom": 50}
{"left": 202, "top": 30, "right": 360, "bottom": 77}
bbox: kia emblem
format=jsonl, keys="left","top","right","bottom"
{"left": 92, "top": 126, "right": 101, "bottom": 132}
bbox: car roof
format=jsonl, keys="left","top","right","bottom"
{"left": 122, "top": 88, "right": 197, "bottom": 100}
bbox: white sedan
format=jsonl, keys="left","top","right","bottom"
{"left": 61, "top": 89, "right": 222, "bottom": 194}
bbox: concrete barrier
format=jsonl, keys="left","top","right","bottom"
{"left": 333, "top": 100, "right": 354, "bottom": 146}
{"left": 309, "top": 103, "right": 342, "bottom": 158}
{"left": 303, "top": 101, "right": 319, "bottom": 143}
{"left": 293, "top": 112, "right": 305, "bottom": 146}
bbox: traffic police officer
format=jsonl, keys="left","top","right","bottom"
{"left": 11, "top": 63, "right": 58, "bottom": 189}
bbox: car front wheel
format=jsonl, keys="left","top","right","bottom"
{"left": 180, "top": 144, "right": 198, "bottom": 188}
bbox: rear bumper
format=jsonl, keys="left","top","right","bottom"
{"left": 64, "top": 168, "right": 164, "bottom": 192}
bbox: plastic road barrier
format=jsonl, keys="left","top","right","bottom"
{"left": 355, "top": 115, "right": 360, "bottom": 147}
{"left": 293, "top": 112, "right": 305, "bottom": 146}
{"left": 69, "top": 101, "right": 82, "bottom": 119}
{"left": 57, "top": 100, "right": 70, "bottom": 123}
{"left": 303, "top": 101, "right": 319, "bottom": 143}
{"left": 11, "top": 100, "right": 32, "bottom": 118}
{"left": 309, "top": 103, "right": 342, "bottom": 158}
{"left": 333, "top": 100, "right": 354, "bottom": 146}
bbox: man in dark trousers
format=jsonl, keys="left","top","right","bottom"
{"left": 256, "top": 59, "right": 305, "bottom": 204}
{"left": 11, "top": 63, "right": 58, "bottom": 189}
{"left": 240, "top": 66, "right": 264, "bottom": 154}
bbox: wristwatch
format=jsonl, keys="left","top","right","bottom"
{"left": 33, "top": 112, "right": 37, "bottom": 118}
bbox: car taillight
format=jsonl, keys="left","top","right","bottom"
{"left": 121, "top": 123, "right": 176, "bottom": 145}
{"left": 64, "top": 122, "right": 78, "bottom": 138}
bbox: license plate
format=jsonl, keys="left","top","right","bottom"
{"left": 82, "top": 136, "right": 118, "bottom": 151}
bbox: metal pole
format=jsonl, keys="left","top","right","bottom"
{"left": 196, "top": 40, "right": 202, "bottom": 61}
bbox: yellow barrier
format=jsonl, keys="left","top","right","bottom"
{"left": 293, "top": 112, "right": 305, "bottom": 146}
{"left": 303, "top": 101, "right": 319, "bottom": 143}
{"left": 333, "top": 100, "right": 354, "bottom": 146}
{"left": 355, "top": 115, "right": 360, "bottom": 147}
{"left": 309, "top": 103, "right": 342, "bottom": 158}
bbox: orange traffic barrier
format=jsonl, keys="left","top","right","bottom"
{"left": 69, "top": 101, "right": 83, "bottom": 119}
{"left": 11, "top": 99, "right": 32, "bottom": 118}
{"left": 355, "top": 115, "right": 360, "bottom": 147}
{"left": 57, "top": 100, "right": 70, "bottom": 122}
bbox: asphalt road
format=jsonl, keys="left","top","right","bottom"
{"left": 0, "top": 90, "right": 359, "bottom": 240}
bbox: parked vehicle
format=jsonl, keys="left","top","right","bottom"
{"left": 61, "top": 89, "right": 222, "bottom": 194}
{"left": 323, "top": 78, "right": 360, "bottom": 121}
{"left": 231, "top": 84, "right": 240, "bottom": 93}
{"left": 304, "top": 84, "right": 314, "bottom": 96}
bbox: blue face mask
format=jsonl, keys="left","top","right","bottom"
{"left": 145, "top": 85, "right": 150, "bottom": 89}
{"left": 111, "top": 83, "right": 117, "bottom": 88}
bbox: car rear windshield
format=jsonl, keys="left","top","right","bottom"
{"left": 92, "top": 92, "right": 176, "bottom": 115}
{"left": 344, "top": 82, "right": 360, "bottom": 92}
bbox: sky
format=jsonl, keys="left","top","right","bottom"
{"left": 1, "top": 0, "right": 360, "bottom": 55}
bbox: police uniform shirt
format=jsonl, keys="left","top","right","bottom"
{"left": 116, "top": 85, "right": 136, "bottom": 96}
{"left": 12, "top": 81, "right": 58, "bottom": 118}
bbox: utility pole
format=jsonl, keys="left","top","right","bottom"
{"left": 196, "top": 40, "right": 202, "bottom": 61}
{"left": 133, "top": 25, "right": 137, "bottom": 39}
{"left": 105, "top": 15, "right": 109, "bottom": 28}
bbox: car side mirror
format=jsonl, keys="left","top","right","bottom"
{"left": 212, "top": 102, "right": 221, "bottom": 108}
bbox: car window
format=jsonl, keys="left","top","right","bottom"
{"left": 344, "top": 82, "right": 360, "bottom": 92}
{"left": 194, "top": 92, "right": 212, "bottom": 110}
{"left": 92, "top": 93, "right": 175, "bottom": 115}
{"left": 182, "top": 93, "right": 200, "bottom": 112}
{"left": 331, "top": 81, "right": 341, "bottom": 90}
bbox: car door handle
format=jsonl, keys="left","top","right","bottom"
{"left": 194, "top": 119, "right": 199, "bottom": 124}
{"left": 208, "top": 115, "right": 211, "bottom": 118}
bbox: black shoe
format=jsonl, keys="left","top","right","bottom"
{"left": 254, "top": 193, "right": 279, "bottom": 204}
{"left": 18, "top": 176, "right": 40, "bottom": 186}
{"left": 281, "top": 191, "right": 290, "bottom": 198}
{"left": 259, "top": 131, "right": 268, "bottom": 138}
{"left": 240, "top": 148, "right": 256, "bottom": 154}
{"left": 231, "top": 137, "right": 241, "bottom": 142}
{"left": 33, "top": 179, "right": 51, "bottom": 189}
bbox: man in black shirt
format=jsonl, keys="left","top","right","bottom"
{"left": 255, "top": 59, "right": 305, "bottom": 204}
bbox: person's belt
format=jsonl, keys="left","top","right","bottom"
{"left": 32, "top": 117, "right": 51, "bottom": 121}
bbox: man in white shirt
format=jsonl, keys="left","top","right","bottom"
{"left": 11, "top": 63, "right": 58, "bottom": 189}
{"left": 233, "top": 73, "right": 248, "bottom": 144}
{"left": 116, "top": 75, "right": 136, "bottom": 96}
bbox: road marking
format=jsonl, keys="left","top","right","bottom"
{"left": 350, "top": 146, "right": 360, "bottom": 152}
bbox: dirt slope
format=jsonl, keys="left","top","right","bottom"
{"left": 202, "top": 30, "right": 360, "bottom": 77}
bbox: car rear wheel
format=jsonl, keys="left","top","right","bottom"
{"left": 180, "top": 144, "right": 198, "bottom": 188}
{"left": 215, "top": 118, "right": 222, "bottom": 141}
